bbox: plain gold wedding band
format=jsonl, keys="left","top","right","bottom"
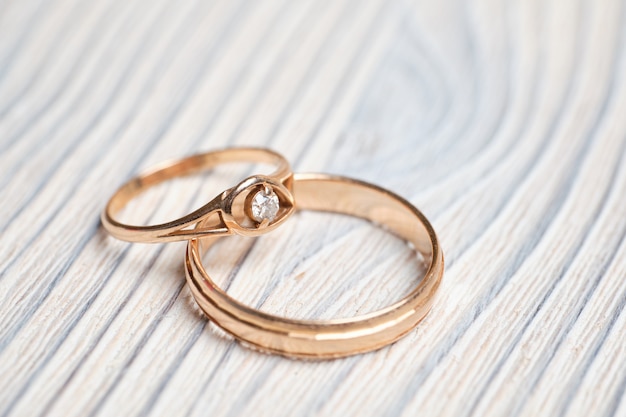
{"left": 186, "top": 173, "right": 444, "bottom": 359}
{"left": 101, "top": 148, "right": 295, "bottom": 243}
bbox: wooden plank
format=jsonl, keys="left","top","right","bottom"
{"left": 0, "top": 0, "right": 625, "bottom": 416}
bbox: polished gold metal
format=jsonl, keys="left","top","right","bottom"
{"left": 186, "top": 173, "right": 444, "bottom": 359}
{"left": 102, "top": 148, "right": 294, "bottom": 243}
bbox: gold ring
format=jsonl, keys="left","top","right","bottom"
{"left": 101, "top": 147, "right": 295, "bottom": 243}
{"left": 186, "top": 173, "right": 444, "bottom": 359}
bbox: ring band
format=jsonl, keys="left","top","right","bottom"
{"left": 186, "top": 173, "right": 444, "bottom": 359}
{"left": 101, "top": 148, "right": 295, "bottom": 243}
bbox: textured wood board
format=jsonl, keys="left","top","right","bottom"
{"left": 1, "top": 0, "right": 625, "bottom": 416}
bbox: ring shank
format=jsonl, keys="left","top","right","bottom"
{"left": 186, "top": 173, "right": 443, "bottom": 359}
{"left": 292, "top": 174, "right": 435, "bottom": 258}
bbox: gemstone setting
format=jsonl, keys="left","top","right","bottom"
{"left": 250, "top": 186, "right": 280, "bottom": 223}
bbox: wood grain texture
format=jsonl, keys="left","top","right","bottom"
{"left": 1, "top": 0, "right": 625, "bottom": 416}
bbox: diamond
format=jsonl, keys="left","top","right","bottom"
{"left": 250, "top": 187, "right": 279, "bottom": 223}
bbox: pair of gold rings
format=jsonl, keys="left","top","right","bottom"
{"left": 102, "top": 148, "right": 444, "bottom": 359}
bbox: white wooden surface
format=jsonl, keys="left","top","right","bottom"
{"left": 1, "top": 0, "right": 626, "bottom": 416}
